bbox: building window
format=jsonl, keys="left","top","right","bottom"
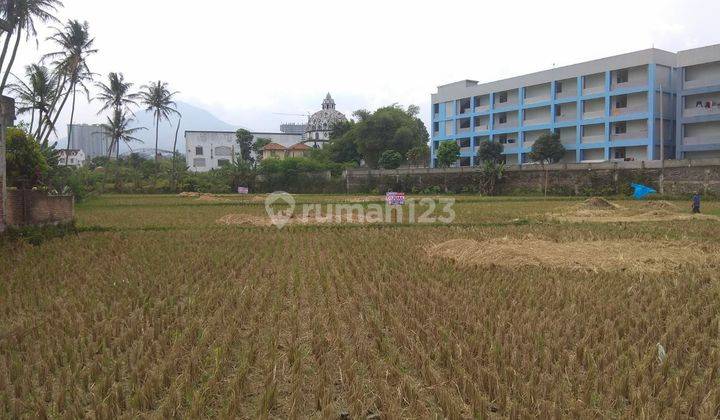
{"left": 459, "top": 98, "right": 471, "bottom": 114}
{"left": 215, "top": 146, "right": 232, "bottom": 156}
{"left": 432, "top": 122, "right": 439, "bottom": 134}
{"left": 498, "top": 92, "right": 508, "bottom": 103}
{"left": 616, "top": 69, "right": 629, "bottom": 84}
{"left": 498, "top": 113, "right": 507, "bottom": 124}
{"left": 218, "top": 159, "right": 230, "bottom": 167}
{"left": 555, "top": 81, "right": 563, "bottom": 93}
{"left": 555, "top": 105, "right": 562, "bottom": 116}
{"left": 615, "top": 121, "right": 627, "bottom": 134}
{"left": 459, "top": 118, "right": 470, "bottom": 129}
{"left": 614, "top": 148, "right": 626, "bottom": 159}
{"left": 193, "top": 158, "right": 206, "bottom": 167}
{"left": 433, "top": 103, "right": 439, "bottom": 115}
{"left": 195, "top": 146, "right": 203, "bottom": 156}
{"left": 457, "top": 138, "right": 471, "bottom": 148}
{"left": 615, "top": 96, "right": 627, "bottom": 109}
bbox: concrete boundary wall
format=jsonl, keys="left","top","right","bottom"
{"left": 344, "top": 158, "right": 720, "bottom": 196}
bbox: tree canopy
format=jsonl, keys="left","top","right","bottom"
{"left": 378, "top": 150, "right": 402, "bottom": 169}
{"left": 477, "top": 141, "right": 504, "bottom": 164}
{"left": 529, "top": 132, "right": 565, "bottom": 165}
{"left": 327, "top": 105, "right": 428, "bottom": 168}
{"left": 436, "top": 141, "right": 460, "bottom": 168}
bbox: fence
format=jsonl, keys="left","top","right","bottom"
{"left": 5, "top": 189, "right": 75, "bottom": 227}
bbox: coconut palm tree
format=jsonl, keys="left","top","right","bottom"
{"left": 95, "top": 72, "right": 138, "bottom": 115}
{"left": 40, "top": 19, "right": 97, "bottom": 160}
{"left": 8, "top": 63, "right": 56, "bottom": 135}
{"left": 139, "top": 80, "right": 179, "bottom": 161}
{"left": 0, "top": 0, "right": 62, "bottom": 94}
{"left": 99, "top": 108, "right": 144, "bottom": 161}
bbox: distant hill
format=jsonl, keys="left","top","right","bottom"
{"left": 125, "top": 101, "right": 242, "bottom": 154}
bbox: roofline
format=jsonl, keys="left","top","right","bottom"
{"left": 433, "top": 47, "right": 678, "bottom": 102}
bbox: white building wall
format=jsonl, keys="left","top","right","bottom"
{"left": 185, "top": 131, "right": 303, "bottom": 172}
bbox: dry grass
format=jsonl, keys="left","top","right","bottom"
{"left": 427, "top": 237, "right": 719, "bottom": 273}
{"left": 2, "top": 195, "right": 720, "bottom": 418}
{"left": 549, "top": 198, "right": 720, "bottom": 223}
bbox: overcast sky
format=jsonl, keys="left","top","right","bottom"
{"left": 10, "top": 0, "right": 720, "bottom": 144}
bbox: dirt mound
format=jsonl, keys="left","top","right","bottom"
{"left": 641, "top": 200, "right": 679, "bottom": 210}
{"left": 216, "top": 214, "right": 270, "bottom": 226}
{"left": 178, "top": 191, "right": 201, "bottom": 197}
{"left": 196, "top": 194, "right": 230, "bottom": 202}
{"left": 580, "top": 197, "right": 620, "bottom": 210}
{"left": 427, "top": 238, "right": 716, "bottom": 273}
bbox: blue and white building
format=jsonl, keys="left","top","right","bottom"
{"left": 431, "top": 44, "right": 720, "bottom": 167}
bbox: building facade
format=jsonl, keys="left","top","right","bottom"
{"left": 261, "top": 142, "right": 311, "bottom": 160}
{"left": 431, "top": 45, "right": 720, "bottom": 167}
{"left": 676, "top": 44, "right": 720, "bottom": 160}
{"left": 185, "top": 130, "right": 303, "bottom": 172}
{"left": 58, "top": 149, "right": 86, "bottom": 167}
{"left": 67, "top": 124, "right": 116, "bottom": 160}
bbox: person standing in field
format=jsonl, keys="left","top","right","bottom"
{"left": 691, "top": 192, "right": 701, "bottom": 214}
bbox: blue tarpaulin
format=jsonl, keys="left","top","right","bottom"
{"left": 631, "top": 183, "right": 656, "bottom": 200}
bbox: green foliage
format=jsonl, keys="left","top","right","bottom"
{"left": 436, "top": 141, "right": 460, "bottom": 168}
{"left": 235, "top": 128, "right": 255, "bottom": 163}
{"left": 529, "top": 132, "right": 565, "bottom": 165}
{"left": 406, "top": 144, "right": 430, "bottom": 167}
{"left": 329, "top": 105, "right": 428, "bottom": 168}
{"left": 5, "top": 127, "right": 50, "bottom": 187}
{"left": 253, "top": 137, "right": 272, "bottom": 160}
{"left": 378, "top": 150, "right": 402, "bottom": 169}
{"left": 477, "top": 141, "right": 504, "bottom": 164}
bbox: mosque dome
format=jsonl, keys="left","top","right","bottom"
{"left": 306, "top": 93, "right": 346, "bottom": 133}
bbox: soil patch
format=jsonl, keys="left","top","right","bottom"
{"left": 579, "top": 197, "right": 621, "bottom": 210}
{"left": 196, "top": 194, "right": 230, "bottom": 202}
{"left": 427, "top": 238, "right": 717, "bottom": 273}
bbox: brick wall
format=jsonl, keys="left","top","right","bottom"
{"left": 345, "top": 158, "right": 720, "bottom": 196}
{"left": 5, "top": 189, "right": 74, "bottom": 227}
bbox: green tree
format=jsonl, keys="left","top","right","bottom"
{"left": 378, "top": 149, "right": 402, "bottom": 169}
{"left": 0, "top": 0, "right": 62, "bottom": 94}
{"left": 337, "top": 105, "right": 428, "bottom": 168}
{"left": 139, "top": 80, "right": 180, "bottom": 161}
{"left": 5, "top": 126, "right": 49, "bottom": 187}
{"left": 406, "top": 144, "right": 430, "bottom": 167}
{"left": 477, "top": 140, "right": 504, "bottom": 164}
{"left": 436, "top": 141, "right": 460, "bottom": 168}
{"left": 99, "top": 109, "right": 145, "bottom": 160}
{"left": 95, "top": 72, "right": 138, "bottom": 114}
{"left": 235, "top": 128, "right": 255, "bottom": 163}
{"left": 9, "top": 63, "right": 56, "bottom": 137}
{"left": 41, "top": 19, "right": 97, "bottom": 152}
{"left": 528, "top": 131, "right": 565, "bottom": 196}
{"left": 326, "top": 120, "right": 361, "bottom": 164}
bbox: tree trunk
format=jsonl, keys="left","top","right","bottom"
{"left": 38, "top": 73, "right": 67, "bottom": 140}
{"left": 0, "top": 29, "right": 14, "bottom": 85}
{"left": 42, "top": 76, "right": 73, "bottom": 143}
{"left": 172, "top": 115, "right": 181, "bottom": 191}
{"left": 543, "top": 163, "right": 548, "bottom": 197}
{"left": 64, "top": 85, "right": 77, "bottom": 166}
{"left": 0, "top": 26, "right": 21, "bottom": 94}
{"left": 29, "top": 109, "right": 34, "bottom": 135}
{"left": 154, "top": 111, "right": 159, "bottom": 162}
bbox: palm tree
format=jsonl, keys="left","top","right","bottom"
{"left": 139, "top": 80, "right": 179, "bottom": 161}
{"left": 8, "top": 63, "right": 55, "bottom": 135}
{"left": 40, "top": 19, "right": 97, "bottom": 160}
{"left": 99, "top": 108, "right": 144, "bottom": 161}
{"left": 95, "top": 72, "right": 138, "bottom": 115}
{"left": 0, "top": 0, "right": 62, "bottom": 94}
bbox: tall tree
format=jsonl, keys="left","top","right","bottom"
{"left": 235, "top": 128, "right": 254, "bottom": 163}
{"left": 477, "top": 140, "right": 504, "bottom": 164}
{"left": 9, "top": 63, "right": 55, "bottom": 135}
{"left": 95, "top": 72, "right": 138, "bottom": 115}
{"left": 41, "top": 19, "right": 97, "bottom": 163}
{"left": 0, "top": 0, "right": 62, "bottom": 95}
{"left": 99, "top": 108, "right": 144, "bottom": 161}
{"left": 528, "top": 131, "right": 565, "bottom": 196}
{"left": 436, "top": 141, "right": 460, "bottom": 168}
{"left": 139, "top": 80, "right": 179, "bottom": 161}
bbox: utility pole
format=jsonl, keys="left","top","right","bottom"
{"left": 659, "top": 83, "right": 665, "bottom": 195}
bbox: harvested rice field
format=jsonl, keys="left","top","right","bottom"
{"left": 2, "top": 194, "right": 720, "bottom": 418}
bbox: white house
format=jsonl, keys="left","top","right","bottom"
{"left": 58, "top": 149, "right": 86, "bottom": 167}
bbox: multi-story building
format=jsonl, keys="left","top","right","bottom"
{"left": 676, "top": 44, "right": 720, "bottom": 160}
{"left": 67, "top": 124, "right": 116, "bottom": 160}
{"left": 431, "top": 45, "right": 720, "bottom": 167}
